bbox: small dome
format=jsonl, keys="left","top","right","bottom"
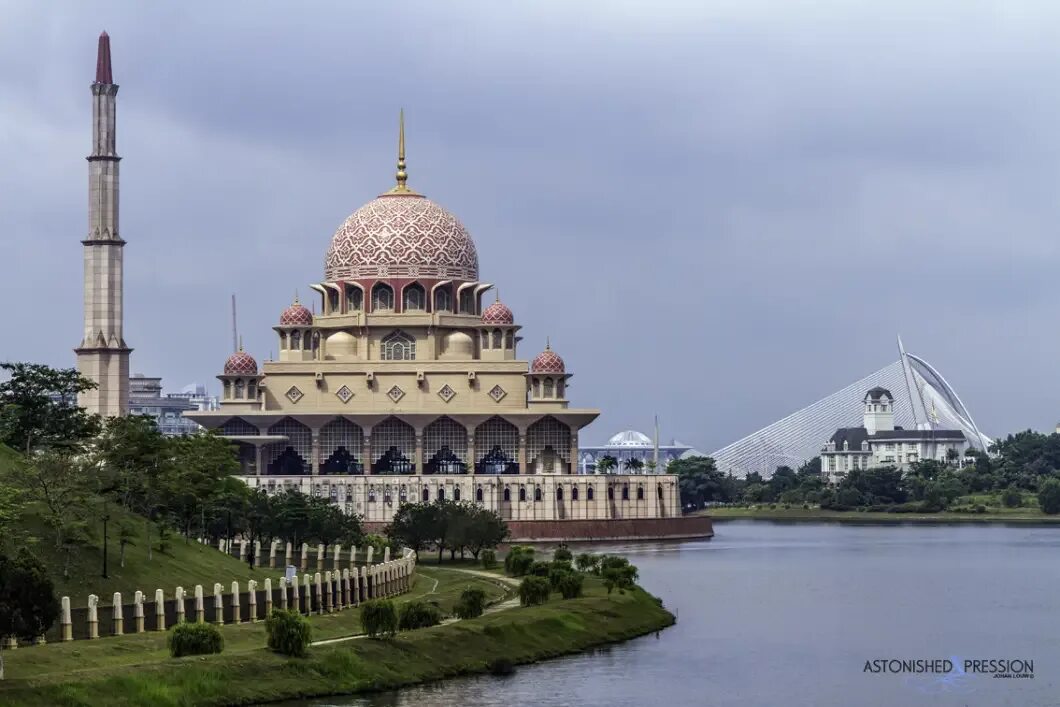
{"left": 224, "top": 349, "right": 258, "bottom": 376}
{"left": 325, "top": 331, "right": 357, "bottom": 359}
{"left": 607, "top": 430, "right": 652, "bottom": 447}
{"left": 531, "top": 343, "right": 565, "bottom": 374}
{"left": 441, "top": 331, "right": 474, "bottom": 360}
{"left": 482, "top": 299, "right": 514, "bottom": 325}
{"left": 280, "top": 298, "right": 313, "bottom": 326}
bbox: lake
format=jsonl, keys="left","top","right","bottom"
{"left": 296, "top": 521, "right": 1060, "bottom": 706}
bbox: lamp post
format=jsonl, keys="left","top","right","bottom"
{"left": 101, "top": 505, "right": 110, "bottom": 579}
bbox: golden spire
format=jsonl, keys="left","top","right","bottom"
{"left": 387, "top": 108, "right": 416, "bottom": 194}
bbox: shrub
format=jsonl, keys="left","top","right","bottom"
{"left": 518, "top": 576, "right": 551, "bottom": 606}
{"left": 1039, "top": 479, "right": 1060, "bottom": 515}
{"left": 529, "top": 560, "right": 551, "bottom": 577}
{"left": 548, "top": 567, "right": 570, "bottom": 590}
{"left": 454, "top": 588, "right": 487, "bottom": 619}
{"left": 974, "top": 504, "right": 987, "bottom": 514}
{"left": 168, "top": 622, "right": 224, "bottom": 658}
{"left": 575, "top": 553, "right": 600, "bottom": 573}
{"left": 398, "top": 600, "right": 443, "bottom": 631}
{"left": 504, "top": 546, "right": 535, "bottom": 576}
{"left": 1001, "top": 488, "right": 1023, "bottom": 508}
{"left": 361, "top": 599, "right": 398, "bottom": 638}
{"left": 488, "top": 657, "right": 515, "bottom": 675}
{"left": 481, "top": 549, "right": 498, "bottom": 569}
{"left": 557, "top": 572, "right": 584, "bottom": 599}
{"left": 553, "top": 545, "right": 573, "bottom": 563}
{"left": 264, "top": 609, "right": 312, "bottom": 657}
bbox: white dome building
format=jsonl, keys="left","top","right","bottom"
{"left": 578, "top": 429, "right": 694, "bottom": 474}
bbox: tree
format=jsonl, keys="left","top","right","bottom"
{"left": 241, "top": 489, "right": 275, "bottom": 569}
{"left": 0, "top": 363, "right": 100, "bottom": 454}
{"left": 94, "top": 414, "right": 168, "bottom": 513}
{"left": 595, "top": 456, "right": 618, "bottom": 475}
{"left": 0, "top": 549, "right": 60, "bottom": 680}
{"left": 623, "top": 457, "right": 644, "bottom": 473}
{"left": 461, "top": 504, "right": 508, "bottom": 560}
{"left": 1038, "top": 478, "right": 1060, "bottom": 515}
{"left": 671, "top": 456, "right": 735, "bottom": 509}
{"left": 117, "top": 521, "right": 136, "bottom": 568}
{"left": 839, "top": 466, "right": 906, "bottom": 505}
{"left": 12, "top": 451, "right": 92, "bottom": 552}
{"left": 385, "top": 502, "right": 439, "bottom": 559}
{"left": 165, "top": 432, "right": 239, "bottom": 542}
{"left": 307, "top": 496, "right": 361, "bottom": 559}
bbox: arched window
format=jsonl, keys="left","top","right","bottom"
{"left": 533, "top": 379, "right": 540, "bottom": 398}
{"left": 621, "top": 484, "right": 630, "bottom": 501}
{"left": 368, "top": 487, "right": 377, "bottom": 503}
{"left": 372, "top": 283, "right": 394, "bottom": 311}
{"left": 476, "top": 487, "right": 483, "bottom": 502}
{"left": 459, "top": 288, "right": 474, "bottom": 314}
{"left": 636, "top": 485, "right": 645, "bottom": 501}
{"left": 519, "top": 486, "right": 527, "bottom": 502}
{"left": 224, "top": 381, "right": 232, "bottom": 399}
{"left": 572, "top": 486, "right": 579, "bottom": 501}
{"left": 234, "top": 380, "right": 245, "bottom": 399}
{"left": 657, "top": 484, "right": 664, "bottom": 500}
{"left": 480, "top": 331, "right": 489, "bottom": 350}
{"left": 422, "top": 487, "right": 429, "bottom": 502}
{"left": 381, "top": 330, "right": 416, "bottom": 360}
{"left": 557, "top": 380, "right": 565, "bottom": 398}
{"left": 438, "top": 488, "right": 446, "bottom": 502}
{"left": 346, "top": 286, "right": 363, "bottom": 312}
{"left": 403, "top": 283, "right": 426, "bottom": 311}
{"left": 543, "top": 378, "right": 554, "bottom": 397}
{"left": 587, "top": 486, "right": 594, "bottom": 501}
{"left": 291, "top": 331, "right": 302, "bottom": 350}
{"left": 434, "top": 287, "right": 452, "bottom": 313}
{"left": 505, "top": 331, "right": 514, "bottom": 349}
{"left": 607, "top": 486, "right": 614, "bottom": 501}
{"left": 503, "top": 486, "right": 511, "bottom": 502}
{"left": 534, "top": 487, "right": 542, "bottom": 502}
{"left": 453, "top": 487, "right": 460, "bottom": 502}
{"left": 492, "top": 330, "right": 502, "bottom": 348}
{"left": 556, "top": 487, "right": 564, "bottom": 501}
{"left": 328, "top": 289, "right": 340, "bottom": 313}
{"left": 399, "top": 485, "right": 408, "bottom": 503}
{"left": 248, "top": 382, "right": 257, "bottom": 399}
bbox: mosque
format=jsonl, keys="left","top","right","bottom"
{"left": 67, "top": 35, "right": 712, "bottom": 539}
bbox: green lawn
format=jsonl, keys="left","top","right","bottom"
{"left": 0, "top": 565, "right": 508, "bottom": 684}
{"left": 0, "top": 573, "right": 670, "bottom": 706}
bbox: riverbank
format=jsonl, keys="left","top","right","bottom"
{"left": 0, "top": 569, "right": 673, "bottom": 706}
{"left": 705, "top": 506, "right": 1060, "bottom": 524}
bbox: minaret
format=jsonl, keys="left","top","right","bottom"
{"left": 76, "top": 31, "right": 131, "bottom": 416}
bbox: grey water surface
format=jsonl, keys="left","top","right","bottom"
{"left": 297, "top": 521, "right": 1060, "bottom": 707}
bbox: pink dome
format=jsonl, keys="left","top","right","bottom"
{"left": 482, "top": 300, "right": 514, "bottom": 325}
{"left": 224, "top": 349, "right": 258, "bottom": 376}
{"left": 280, "top": 300, "right": 313, "bottom": 326}
{"left": 531, "top": 344, "right": 565, "bottom": 374}
{"left": 324, "top": 193, "right": 479, "bottom": 282}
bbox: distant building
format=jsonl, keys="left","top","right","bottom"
{"left": 128, "top": 375, "right": 217, "bottom": 436}
{"left": 578, "top": 430, "right": 699, "bottom": 474}
{"left": 820, "top": 387, "right": 968, "bottom": 483}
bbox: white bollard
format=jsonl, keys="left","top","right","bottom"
{"left": 333, "top": 544, "right": 342, "bottom": 570}
{"left": 133, "top": 591, "right": 145, "bottom": 633}
{"left": 270, "top": 540, "right": 280, "bottom": 568}
{"left": 285, "top": 541, "right": 293, "bottom": 566}
{"left": 213, "top": 583, "right": 224, "bottom": 624}
{"left": 155, "top": 589, "right": 166, "bottom": 631}
{"left": 279, "top": 577, "right": 288, "bottom": 611}
{"left": 384, "top": 546, "right": 391, "bottom": 563}
{"left": 316, "top": 545, "right": 324, "bottom": 571}
{"left": 61, "top": 596, "right": 73, "bottom": 641}
{"left": 87, "top": 594, "right": 99, "bottom": 639}
{"left": 303, "top": 574, "right": 311, "bottom": 614}
{"left": 264, "top": 578, "right": 273, "bottom": 616}
{"left": 366, "top": 546, "right": 374, "bottom": 565}
{"left": 300, "top": 543, "right": 309, "bottom": 571}
{"left": 195, "top": 585, "right": 205, "bottom": 623}
{"left": 231, "top": 581, "right": 242, "bottom": 623}
{"left": 349, "top": 545, "right": 357, "bottom": 569}
{"left": 112, "top": 593, "right": 124, "bottom": 636}
{"left": 175, "top": 586, "right": 186, "bottom": 624}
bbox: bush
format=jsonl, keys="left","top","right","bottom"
{"left": 518, "top": 576, "right": 551, "bottom": 606}
{"left": 481, "top": 549, "right": 497, "bottom": 569}
{"left": 398, "top": 600, "right": 442, "bottom": 631}
{"left": 1001, "top": 487, "right": 1023, "bottom": 508}
{"left": 548, "top": 567, "right": 570, "bottom": 590}
{"left": 553, "top": 545, "right": 573, "bottom": 562}
{"left": 1039, "top": 478, "right": 1060, "bottom": 515}
{"left": 454, "top": 587, "right": 487, "bottom": 619}
{"left": 575, "top": 553, "right": 600, "bottom": 573}
{"left": 361, "top": 599, "right": 398, "bottom": 638}
{"left": 504, "top": 546, "right": 535, "bottom": 576}
{"left": 529, "top": 560, "right": 551, "bottom": 577}
{"left": 557, "top": 572, "right": 584, "bottom": 599}
{"left": 264, "top": 609, "right": 312, "bottom": 657}
{"left": 168, "top": 622, "right": 224, "bottom": 658}
{"left": 488, "top": 657, "right": 515, "bottom": 676}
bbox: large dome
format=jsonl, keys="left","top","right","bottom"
{"left": 608, "top": 430, "right": 653, "bottom": 447}
{"left": 324, "top": 193, "right": 479, "bottom": 282}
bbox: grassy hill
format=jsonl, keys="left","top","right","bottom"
{"left": 1, "top": 444, "right": 281, "bottom": 605}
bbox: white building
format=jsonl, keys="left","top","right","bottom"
{"left": 820, "top": 386, "right": 968, "bottom": 482}
{"left": 578, "top": 430, "right": 698, "bottom": 474}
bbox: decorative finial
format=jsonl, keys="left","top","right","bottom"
{"left": 95, "top": 31, "right": 113, "bottom": 85}
{"left": 395, "top": 108, "right": 407, "bottom": 190}
{"left": 238, "top": 335, "right": 244, "bottom": 352}
{"left": 546, "top": 336, "right": 551, "bottom": 350}
{"left": 495, "top": 289, "right": 500, "bottom": 303}
{"left": 293, "top": 290, "right": 300, "bottom": 305}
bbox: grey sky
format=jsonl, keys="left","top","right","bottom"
{"left": 2, "top": 1, "right": 1058, "bottom": 450}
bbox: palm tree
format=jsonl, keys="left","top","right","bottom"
{"left": 623, "top": 457, "right": 644, "bottom": 474}
{"left": 595, "top": 456, "right": 618, "bottom": 475}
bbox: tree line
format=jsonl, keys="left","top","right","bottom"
{"left": 384, "top": 499, "right": 509, "bottom": 562}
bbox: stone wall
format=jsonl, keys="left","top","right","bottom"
{"left": 361, "top": 515, "right": 714, "bottom": 541}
